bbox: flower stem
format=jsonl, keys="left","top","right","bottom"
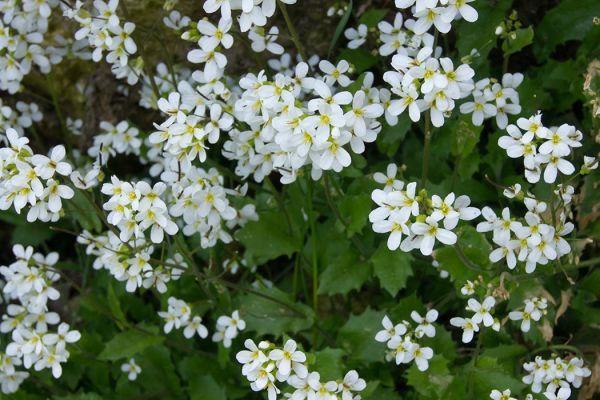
{"left": 265, "top": 176, "right": 293, "bottom": 235}
{"left": 278, "top": 1, "right": 308, "bottom": 62}
{"left": 306, "top": 177, "right": 319, "bottom": 347}
{"left": 420, "top": 113, "right": 432, "bottom": 189}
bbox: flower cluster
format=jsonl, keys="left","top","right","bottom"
{"left": 0, "top": 0, "right": 61, "bottom": 92}
{"left": 76, "top": 230, "right": 185, "bottom": 293}
{"left": 183, "top": 17, "right": 233, "bottom": 81}
{"left": 163, "top": 10, "right": 190, "bottom": 32}
{"left": 66, "top": 0, "right": 140, "bottom": 84}
{"left": 138, "top": 63, "right": 191, "bottom": 110}
{"left": 460, "top": 73, "right": 523, "bottom": 129}
{"left": 203, "top": 0, "right": 297, "bottom": 33}
{"left": 498, "top": 113, "right": 583, "bottom": 184}
{"left": 212, "top": 310, "right": 245, "bottom": 348}
{"left": 508, "top": 296, "right": 548, "bottom": 333}
{"left": 89, "top": 120, "right": 142, "bottom": 165}
{"left": 224, "top": 63, "right": 385, "bottom": 183}
{"left": 0, "top": 101, "right": 43, "bottom": 135}
{"left": 377, "top": 12, "right": 434, "bottom": 57}
{"left": 375, "top": 311, "right": 437, "bottom": 371}
{"left": 370, "top": 164, "right": 480, "bottom": 255}
{"left": 450, "top": 296, "right": 499, "bottom": 343}
{"left": 150, "top": 89, "right": 233, "bottom": 164}
{"left": 0, "top": 129, "right": 74, "bottom": 222}
{"left": 394, "top": 0, "right": 479, "bottom": 34}
{"left": 0, "top": 245, "right": 81, "bottom": 393}
{"left": 163, "top": 164, "right": 255, "bottom": 248}
{"left": 158, "top": 297, "right": 209, "bottom": 339}
{"left": 236, "top": 338, "right": 365, "bottom": 400}
{"left": 101, "top": 177, "right": 178, "bottom": 243}
{"left": 249, "top": 26, "right": 285, "bottom": 55}
{"left": 384, "top": 46, "right": 475, "bottom": 127}
{"left": 477, "top": 197, "right": 572, "bottom": 274}
{"left": 522, "top": 356, "right": 591, "bottom": 399}
{"left": 344, "top": 24, "right": 368, "bottom": 49}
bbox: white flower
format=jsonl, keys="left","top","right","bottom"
{"left": 537, "top": 153, "right": 575, "bottom": 183}
{"left": 198, "top": 18, "right": 234, "bottom": 50}
{"left": 183, "top": 316, "right": 208, "bottom": 339}
{"left": 467, "top": 296, "right": 495, "bottom": 327}
{"left": 30, "top": 145, "right": 72, "bottom": 179}
{"left": 319, "top": 60, "right": 352, "bottom": 87}
{"left": 339, "top": 370, "right": 366, "bottom": 400}
{"left": 344, "top": 24, "right": 368, "bottom": 49}
{"left": 268, "top": 339, "right": 307, "bottom": 379}
{"left": 307, "top": 371, "right": 338, "bottom": 400}
{"left": 490, "top": 389, "right": 516, "bottom": 400}
{"left": 450, "top": 317, "right": 479, "bottom": 343}
{"left": 236, "top": 339, "right": 268, "bottom": 375}
{"left": 204, "top": 0, "right": 232, "bottom": 19}
{"left": 412, "top": 344, "right": 434, "bottom": 371}
{"left": 373, "top": 163, "right": 404, "bottom": 192}
{"left": 216, "top": 310, "right": 246, "bottom": 340}
{"left": 410, "top": 215, "right": 457, "bottom": 256}
{"left": 249, "top": 26, "right": 284, "bottom": 55}
{"left": 375, "top": 315, "right": 407, "bottom": 343}
{"left": 121, "top": 358, "right": 141, "bottom": 381}
{"left": 444, "top": 0, "right": 478, "bottom": 23}
{"left": 544, "top": 387, "right": 571, "bottom": 400}
{"left": 411, "top": 309, "right": 438, "bottom": 338}
{"left": 413, "top": 7, "right": 451, "bottom": 35}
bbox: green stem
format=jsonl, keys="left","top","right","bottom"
{"left": 278, "top": 1, "right": 308, "bottom": 61}
{"left": 467, "top": 333, "right": 483, "bottom": 398}
{"left": 306, "top": 177, "right": 319, "bottom": 348}
{"left": 529, "top": 344, "right": 583, "bottom": 358}
{"left": 45, "top": 74, "right": 72, "bottom": 154}
{"left": 323, "top": 173, "right": 368, "bottom": 258}
{"left": 420, "top": 114, "right": 432, "bottom": 189}
{"left": 292, "top": 251, "right": 300, "bottom": 300}
{"left": 265, "top": 176, "right": 293, "bottom": 235}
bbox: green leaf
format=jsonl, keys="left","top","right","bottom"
{"left": 64, "top": 190, "right": 103, "bottom": 233}
{"left": 0, "top": 210, "right": 55, "bottom": 246}
{"left": 370, "top": 244, "right": 413, "bottom": 297}
{"left": 238, "top": 287, "right": 314, "bottom": 336}
{"left": 338, "top": 308, "right": 386, "bottom": 363}
{"left": 97, "top": 329, "right": 164, "bottom": 361}
{"left": 365, "top": 387, "right": 402, "bottom": 400}
{"left": 339, "top": 48, "right": 378, "bottom": 73}
{"left": 137, "top": 344, "right": 183, "bottom": 397}
{"left": 455, "top": 0, "right": 513, "bottom": 72}
{"left": 358, "top": 8, "right": 387, "bottom": 28}
{"left": 377, "top": 116, "right": 412, "bottom": 157}
{"left": 502, "top": 26, "right": 534, "bottom": 56}
{"left": 328, "top": 0, "right": 353, "bottom": 57}
{"left": 436, "top": 226, "right": 492, "bottom": 285}
{"left": 318, "top": 251, "right": 371, "bottom": 295}
{"left": 338, "top": 193, "right": 372, "bottom": 236}
{"left": 405, "top": 355, "right": 453, "bottom": 397}
{"left": 535, "top": 0, "right": 600, "bottom": 60}
{"left": 53, "top": 394, "right": 104, "bottom": 400}
{"left": 469, "top": 356, "right": 527, "bottom": 396}
{"left": 237, "top": 210, "right": 302, "bottom": 264}
{"left": 107, "top": 281, "right": 127, "bottom": 330}
{"left": 188, "top": 375, "right": 227, "bottom": 400}
{"left": 313, "top": 348, "right": 345, "bottom": 381}
{"left": 450, "top": 116, "right": 483, "bottom": 158}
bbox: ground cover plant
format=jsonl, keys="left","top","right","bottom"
{"left": 0, "top": 0, "right": 599, "bottom": 399}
